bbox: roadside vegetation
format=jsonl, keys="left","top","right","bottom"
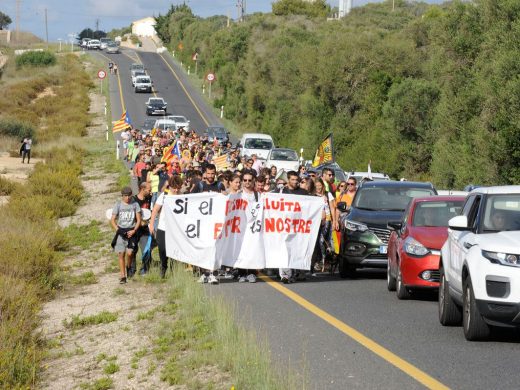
{"left": 152, "top": 0, "right": 520, "bottom": 187}
{"left": 0, "top": 53, "right": 91, "bottom": 388}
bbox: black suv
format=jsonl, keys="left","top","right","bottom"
{"left": 145, "top": 97, "right": 167, "bottom": 116}
{"left": 337, "top": 181, "right": 436, "bottom": 278}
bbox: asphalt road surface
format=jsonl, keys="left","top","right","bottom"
{"left": 93, "top": 47, "right": 520, "bottom": 390}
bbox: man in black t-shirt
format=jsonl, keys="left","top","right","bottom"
{"left": 131, "top": 182, "right": 153, "bottom": 276}
{"left": 280, "top": 171, "right": 308, "bottom": 283}
{"left": 190, "top": 164, "right": 225, "bottom": 284}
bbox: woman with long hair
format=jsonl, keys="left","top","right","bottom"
{"left": 312, "top": 178, "right": 336, "bottom": 275}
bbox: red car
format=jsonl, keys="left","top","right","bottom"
{"left": 386, "top": 196, "right": 465, "bottom": 299}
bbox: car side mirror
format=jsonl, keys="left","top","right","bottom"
{"left": 337, "top": 202, "right": 348, "bottom": 213}
{"left": 387, "top": 221, "right": 402, "bottom": 231}
{"left": 448, "top": 215, "right": 468, "bottom": 231}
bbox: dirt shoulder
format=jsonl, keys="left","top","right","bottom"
{"left": 38, "top": 91, "right": 188, "bottom": 389}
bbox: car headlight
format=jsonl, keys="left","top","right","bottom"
{"left": 482, "top": 250, "right": 520, "bottom": 267}
{"left": 344, "top": 220, "right": 368, "bottom": 232}
{"left": 403, "top": 237, "right": 429, "bottom": 256}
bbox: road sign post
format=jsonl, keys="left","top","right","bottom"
{"left": 97, "top": 69, "right": 106, "bottom": 94}
{"left": 206, "top": 72, "right": 216, "bottom": 99}
{"left": 192, "top": 52, "right": 198, "bottom": 74}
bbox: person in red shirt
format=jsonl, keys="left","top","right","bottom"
{"left": 133, "top": 155, "right": 147, "bottom": 186}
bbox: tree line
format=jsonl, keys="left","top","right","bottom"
{"left": 152, "top": 0, "right": 520, "bottom": 188}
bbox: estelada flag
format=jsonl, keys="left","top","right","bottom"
{"left": 112, "top": 110, "right": 132, "bottom": 133}
{"left": 161, "top": 141, "right": 181, "bottom": 166}
{"left": 312, "top": 133, "right": 334, "bottom": 167}
{"left": 213, "top": 154, "right": 229, "bottom": 171}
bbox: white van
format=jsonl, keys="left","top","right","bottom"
{"left": 238, "top": 133, "right": 274, "bottom": 160}
{"left": 153, "top": 119, "right": 176, "bottom": 132}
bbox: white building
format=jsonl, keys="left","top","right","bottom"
{"left": 131, "top": 17, "right": 157, "bottom": 37}
{"left": 339, "top": 0, "right": 352, "bottom": 18}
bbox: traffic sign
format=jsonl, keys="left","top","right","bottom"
{"left": 206, "top": 73, "right": 216, "bottom": 83}
{"left": 97, "top": 70, "right": 106, "bottom": 79}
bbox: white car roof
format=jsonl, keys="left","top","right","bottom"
{"left": 471, "top": 186, "right": 520, "bottom": 195}
{"left": 242, "top": 133, "right": 273, "bottom": 140}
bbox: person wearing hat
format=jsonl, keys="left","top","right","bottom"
{"left": 110, "top": 187, "right": 142, "bottom": 284}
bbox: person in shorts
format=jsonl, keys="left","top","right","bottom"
{"left": 111, "top": 186, "right": 141, "bottom": 284}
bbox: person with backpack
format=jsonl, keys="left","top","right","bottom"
{"left": 110, "top": 187, "right": 141, "bottom": 284}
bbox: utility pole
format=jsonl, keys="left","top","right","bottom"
{"left": 45, "top": 8, "right": 48, "bottom": 44}
{"left": 95, "top": 18, "right": 99, "bottom": 32}
{"left": 16, "top": 0, "right": 21, "bottom": 42}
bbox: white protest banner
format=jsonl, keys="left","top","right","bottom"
{"left": 216, "top": 192, "right": 264, "bottom": 269}
{"left": 162, "top": 192, "right": 322, "bottom": 270}
{"left": 162, "top": 193, "right": 227, "bottom": 270}
{"left": 262, "top": 193, "right": 322, "bottom": 270}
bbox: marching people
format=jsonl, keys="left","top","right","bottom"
{"left": 149, "top": 175, "right": 184, "bottom": 278}
{"left": 131, "top": 182, "right": 153, "bottom": 276}
{"left": 313, "top": 178, "right": 336, "bottom": 275}
{"left": 111, "top": 187, "right": 141, "bottom": 284}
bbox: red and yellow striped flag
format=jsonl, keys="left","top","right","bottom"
{"left": 213, "top": 154, "right": 229, "bottom": 171}
{"left": 112, "top": 111, "right": 132, "bottom": 133}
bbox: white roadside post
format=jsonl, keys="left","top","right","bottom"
{"left": 106, "top": 125, "right": 108, "bottom": 141}
{"left": 116, "top": 140, "right": 120, "bottom": 160}
{"left": 220, "top": 106, "right": 224, "bottom": 118}
{"left": 188, "top": 65, "right": 190, "bottom": 75}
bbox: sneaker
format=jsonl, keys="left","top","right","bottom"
{"left": 208, "top": 274, "right": 219, "bottom": 285}
{"left": 139, "top": 269, "right": 147, "bottom": 276}
{"left": 247, "top": 274, "right": 257, "bottom": 283}
{"left": 281, "top": 277, "right": 289, "bottom": 284}
{"left": 119, "top": 277, "right": 127, "bottom": 284}
{"left": 197, "top": 275, "right": 208, "bottom": 284}
{"left": 238, "top": 276, "right": 247, "bottom": 283}
{"left": 224, "top": 272, "right": 236, "bottom": 280}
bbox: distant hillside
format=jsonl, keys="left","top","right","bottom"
{"left": 0, "top": 30, "right": 43, "bottom": 46}
{"left": 155, "top": 1, "right": 520, "bottom": 188}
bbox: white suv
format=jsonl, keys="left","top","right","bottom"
{"left": 439, "top": 186, "right": 520, "bottom": 340}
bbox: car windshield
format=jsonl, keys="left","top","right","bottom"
{"left": 171, "top": 116, "right": 187, "bottom": 122}
{"left": 244, "top": 139, "right": 273, "bottom": 150}
{"left": 354, "top": 187, "right": 435, "bottom": 211}
{"left": 482, "top": 194, "right": 520, "bottom": 232}
{"left": 137, "top": 77, "right": 150, "bottom": 83}
{"left": 107, "top": 42, "right": 117, "bottom": 47}
{"left": 143, "top": 119, "right": 156, "bottom": 129}
{"left": 270, "top": 150, "right": 298, "bottom": 161}
{"left": 149, "top": 99, "right": 163, "bottom": 105}
{"left": 413, "top": 201, "right": 464, "bottom": 227}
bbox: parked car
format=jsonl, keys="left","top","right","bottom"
{"left": 439, "top": 186, "right": 520, "bottom": 340}
{"left": 153, "top": 119, "right": 176, "bottom": 132}
{"left": 134, "top": 75, "right": 152, "bottom": 93}
{"left": 265, "top": 148, "right": 299, "bottom": 172}
{"left": 130, "top": 63, "right": 145, "bottom": 72}
{"left": 312, "top": 162, "right": 347, "bottom": 182}
{"left": 86, "top": 39, "right": 101, "bottom": 50}
{"left": 238, "top": 133, "right": 274, "bottom": 159}
{"left": 337, "top": 180, "right": 437, "bottom": 278}
{"left": 346, "top": 171, "right": 391, "bottom": 183}
{"left": 131, "top": 69, "right": 147, "bottom": 86}
{"left": 387, "top": 196, "right": 465, "bottom": 299}
{"left": 141, "top": 118, "right": 157, "bottom": 135}
{"left": 167, "top": 115, "right": 190, "bottom": 131}
{"left": 205, "top": 126, "right": 230, "bottom": 145}
{"left": 100, "top": 37, "right": 111, "bottom": 50}
{"left": 106, "top": 42, "right": 120, "bottom": 54}
{"left": 145, "top": 97, "right": 167, "bottom": 116}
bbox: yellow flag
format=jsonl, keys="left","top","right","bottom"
{"left": 312, "top": 133, "right": 334, "bottom": 167}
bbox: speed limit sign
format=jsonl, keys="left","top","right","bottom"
{"left": 97, "top": 69, "right": 106, "bottom": 79}
{"left": 206, "top": 73, "right": 216, "bottom": 83}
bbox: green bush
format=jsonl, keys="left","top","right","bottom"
{"left": 15, "top": 51, "right": 57, "bottom": 68}
{"left": 0, "top": 118, "right": 35, "bottom": 139}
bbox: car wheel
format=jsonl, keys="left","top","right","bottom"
{"left": 338, "top": 257, "right": 356, "bottom": 279}
{"left": 134, "top": 88, "right": 138, "bottom": 93}
{"left": 463, "top": 275, "right": 490, "bottom": 341}
{"left": 396, "top": 266, "right": 411, "bottom": 299}
{"left": 438, "top": 267, "right": 462, "bottom": 326}
{"left": 387, "top": 261, "right": 396, "bottom": 291}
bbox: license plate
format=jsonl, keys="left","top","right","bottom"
{"left": 379, "top": 245, "right": 388, "bottom": 254}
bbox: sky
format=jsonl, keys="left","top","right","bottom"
{"left": 1, "top": 0, "right": 439, "bottom": 42}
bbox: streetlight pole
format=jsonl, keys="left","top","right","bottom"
{"left": 58, "top": 38, "right": 62, "bottom": 52}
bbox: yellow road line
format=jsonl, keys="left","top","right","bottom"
{"left": 258, "top": 274, "right": 450, "bottom": 390}
{"left": 96, "top": 51, "right": 125, "bottom": 113}
{"left": 158, "top": 54, "right": 210, "bottom": 127}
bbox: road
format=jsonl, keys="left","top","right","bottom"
{"left": 94, "top": 46, "right": 520, "bottom": 390}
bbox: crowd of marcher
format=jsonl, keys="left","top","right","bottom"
{"left": 110, "top": 126, "right": 358, "bottom": 285}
